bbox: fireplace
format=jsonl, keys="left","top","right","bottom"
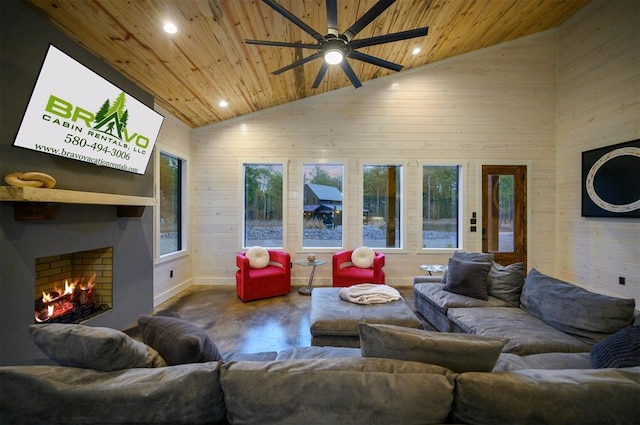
{"left": 34, "top": 247, "right": 113, "bottom": 324}
{"left": 0, "top": 202, "right": 154, "bottom": 366}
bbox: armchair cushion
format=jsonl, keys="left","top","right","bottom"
{"left": 245, "top": 246, "right": 269, "bottom": 269}
{"left": 351, "top": 246, "right": 375, "bottom": 268}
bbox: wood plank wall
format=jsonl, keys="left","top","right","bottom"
{"left": 556, "top": 1, "right": 640, "bottom": 304}
{"left": 190, "top": 30, "right": 558, "bottom": 288}
{"left": 152, "top": 105, "right": 194, "bottom": 306}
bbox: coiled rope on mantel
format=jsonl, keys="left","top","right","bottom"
{"left": 4, "top": 172, "right": 56, "bottom": 189}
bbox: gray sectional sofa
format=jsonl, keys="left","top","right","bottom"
{"left": 1, "top": 344, "right": 639, "bottom": 424}
{"left": 414, "top": 255, "right": 638, "bottom": 356}
{"left": 2, "top": 306, "right": 640, "bottom": 424}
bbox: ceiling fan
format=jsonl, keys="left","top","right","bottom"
{"left": 245, "top": 0, "right": 429, "bottom": 89}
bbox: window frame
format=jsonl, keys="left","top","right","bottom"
{"left": 155, "top": 148, "right": 189, "bottom": 263}
{"left": 360, "top": 160, "right": 407, "bottom": 252}
{"left": 240, "top": 162, "right": 287, "bottom": 250}
{"left": 419, "top": 162, "right": 465, "bottom": 253}
{"left": 300, "top": 162, "right": 345, "bottom": 251}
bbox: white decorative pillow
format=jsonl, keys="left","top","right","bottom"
{"left": 351, "top": 246, "right": 375, "bottom": 268}
{"left": 245, "top": 246, "right": 270, "bottom": 269}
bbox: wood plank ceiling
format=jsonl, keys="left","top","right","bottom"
{"left": 25, "top": 0, "right": 591, "bottom": 128}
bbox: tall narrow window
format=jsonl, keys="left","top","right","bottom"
{"left": 363, "top": 165, "right": 402, "bottom": 248}
{"left": 159, "top": 152, "right": 184, "bottom": 256}
{"left": 302, "top": 164, "right": 343, "bottom": 248}
{"left": 243, "top": 164, "right": 284, "bottom": 248}
{"left": 422, "top": 165, "right": 460, "bottom": 249}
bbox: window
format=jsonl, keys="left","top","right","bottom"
{"left": 302, "top": 164, "right": 343, "bottom": 248}
{"left": 363, "top": 165, "right": 402, "bottom": 248}
{"left": 243, "top": 164, "right": 284, "bottom": 248}
{"left": 159, "top": 152, "right": 185, "bottom": 256}
{"left": 422, "top": 165, "right": 460, "bottom": 249}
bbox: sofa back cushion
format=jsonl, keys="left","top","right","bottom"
{"left": 453, "top": 367, "right": 640, "bottom": 425}
{"left": 487, "top": 261, "right": 524, "bottom": 306}
{"left": 520, "top": 269, "right": 636, "bottom": 342}
{"left": 28, "top": 323, "right": 166, "bottom": 371}
{"left": 359, "top": 323, "right": 506, "bottom": 372}
{"left": 0, "top": 362, "right": 226, "bottom": 424}
{"left": 220, "top": 357, "right": 455, "bottom": 425}
{"left": 443, "top": 257, "right": 491, "bottom": 300}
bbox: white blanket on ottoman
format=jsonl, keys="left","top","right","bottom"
{"left": 339, "top": 284, "right": 402, "bottom": 305}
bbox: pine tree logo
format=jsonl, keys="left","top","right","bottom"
{"left": 93, "top": 92, "right": 130, "bottom": 140}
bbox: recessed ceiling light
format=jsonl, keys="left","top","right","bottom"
{"left": 219, "top": 100, "right": 229, "bottom": 107}
{"left": 412, "top": 47, "right": 421, "bottom": 55}
{"left": 163, "top": 22, "right": 177, "bottom": 34}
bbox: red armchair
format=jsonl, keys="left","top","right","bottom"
{"left": 236, "top": 249, "right": 291, "bottom": 301}
{"left": 332, "top": 249, "right": 385, "bottom": 287}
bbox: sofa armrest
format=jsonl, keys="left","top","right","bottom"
{"left": 414, "top": 276, "right": 443, "bottom": 284}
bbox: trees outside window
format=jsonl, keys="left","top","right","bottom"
{"left": 422, "top": 165, "right": 460, "bottom": 249}
{"left": 159, "top": 152, "right": 184, "bottom": 256}
{"left": 363, "top": 165, "right": 402, "bottom": 248}
{"left": 302, "top": 164, "right": 343, "bottom": 248}
{"left": 243, "top": 164, "right": 284, "bottom": 248}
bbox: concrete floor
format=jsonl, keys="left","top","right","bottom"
{"left": 126, "top": 285, "right": 429, "bottom": 354}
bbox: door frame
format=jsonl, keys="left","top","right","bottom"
{"left": 476, "top": 162, "right": 532, "bottom": 267}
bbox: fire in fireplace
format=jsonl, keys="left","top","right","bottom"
{"left": 34, "top": 247, "right": 113, "bottom": 324}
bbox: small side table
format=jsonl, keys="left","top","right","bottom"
{"left": 295, "top": 260, "right": 326, "bottom": 295}
{"left": 419, "top": 264, "right": 447, "bottom": 276}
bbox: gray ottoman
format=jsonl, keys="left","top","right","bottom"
{"left": 310, "top": 287, "right": 423, "bottom": 347}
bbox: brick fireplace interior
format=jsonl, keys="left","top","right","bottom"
{"left": 34, "top": 247, "right": 114, "bottom": 324}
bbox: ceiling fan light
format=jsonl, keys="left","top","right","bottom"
{"left": 324, "top": 49, "right": 344, "bottom": 65}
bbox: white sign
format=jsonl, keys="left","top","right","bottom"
{"left": 14, "top": 45, "right": 164, "bottom": 175}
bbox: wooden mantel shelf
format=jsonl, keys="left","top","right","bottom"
{"left": 0, "top": 186, "right": 156, "bottom": 220}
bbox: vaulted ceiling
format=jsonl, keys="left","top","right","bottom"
{"left": 26, "top": 0, "right": 590, "bottom": 128}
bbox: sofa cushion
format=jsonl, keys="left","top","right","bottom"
{"left": 220, "top": 357, "right": 455, "bottom": 425}
{"left": 443, "top": 257, "right": 491, "bottom": 300}
{"left": 493, "top": 352, "right": 593, "bottom": 372}
{"left": 138, "top": 315, "right": 222, "bottom": 365}
{"left": 415, "top": 282, "right": 513, "bottom": 314}
{"left": 520, "top": 269, "right": 636, "bottom": 342}
{"left": 591, "top": 325, "right": 640, "bottom": 369}
{"left": 359, "top": 323, "right": 506, "bottom": 372}
{"left": 447, "top": 307, "right": 591, "bottom": 355}
{"left": 28, "top": 323, "right": 166, "bottom": 371}
{"left": 0, "top": 362, "right": 226, "bottom": 424}
{"left": 487, "top": 261, "right": 524, "bottom": 306}
{"left": 413, "top": 282, "right": 512, "bottom": 332}
{"left": 351, "top": 246, "right": 375, "bottom": 268}
{"left": 275, "top": 346, "right": 361, "bottom": 360}
{"left": 245, "top": 246, "right": 269, "bottom": 268}
{"left": 453, "top": 366, "right": 640, "bottom": 425}
{"left": 440, "top": 251, "right": 494, "bottom": 283}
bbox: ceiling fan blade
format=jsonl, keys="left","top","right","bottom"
{"left": 312, "top": 62, "right": 329, "bottom": 89}
{"left": 343, "top": 0, "right": 396, "bottom": 41}
{"left": 340, "top": 60, "right": 363, "bottom": 88}
{"left": 271, "top": 52, "right": 322, "bottom": 75}
{"left": 263, "top": 0, "right": 324, "bottom": 42}
{"left": 245, "top": 39, "right": 319, "bottom": 49}
{"left": 348, "top": 50, "right": 403, "bottom": 72}
{"left": 350, "top": 27, "right": 429, "bottom": 49}
{"left": 326, "top": 0, "right": 338, "bottom": 36}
